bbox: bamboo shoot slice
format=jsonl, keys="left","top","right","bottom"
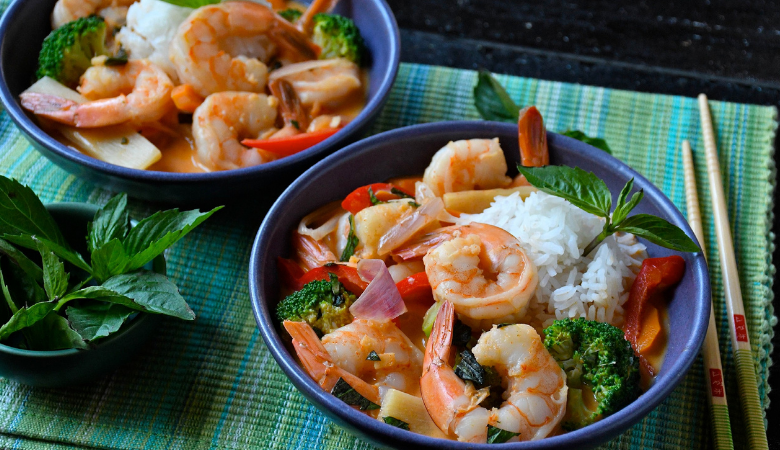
{"left": 379, "top": 389, "right": 449, "bottom": 439}
{"left": 443, "top": 186, "right": 537, "bottom": 214}
{"left": 22, "top": 77, "right": 161, "bottom": 170}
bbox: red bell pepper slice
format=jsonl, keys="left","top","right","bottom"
{"left": 340, "top": 183, "right": 415, "bottom": 215}
{"left": 242, "top": 128, "right": 340, "bottom": 158}
{"left": 296, "top": 264, "right": 369, "bottom": 295}
{"left": 623, "top": 255, "right": 685, "bottom": 375}
{"left": 277, "top": 257, "right": 305, "bottom": 290}
{"left": 395, "top": 272, "right": 434, "bottom": 306}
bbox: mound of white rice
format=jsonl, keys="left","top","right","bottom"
{"left": 457, "top": 191, "right": 647, "bottom": 328}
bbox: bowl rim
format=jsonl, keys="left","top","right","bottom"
{"left": 0, "top": 201, "right": 156, "bottom": 358}
{"left": 0, "top": 0, "right": 400, "bottom": 182}
{"left": 249, "top": 121, "right": 711, "bottom": 448}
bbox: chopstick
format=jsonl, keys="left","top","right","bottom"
{"left": 682, "top": 140, "right": 734, "bottom": 450}
{"left": 697, "top": 94, "right": 769, "bottom": 450}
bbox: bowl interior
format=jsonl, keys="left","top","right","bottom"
{"left": 0, "top": 0, "right": 400, "bottom": 200}
{"left": 250, "top": 121, "right": 710, "bottom": 449}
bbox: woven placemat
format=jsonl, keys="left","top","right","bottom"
{"left": 0, "top": 59, "right": 775, "bottom": 448}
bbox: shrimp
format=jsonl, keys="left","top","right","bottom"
{"left": 423, "top": 138, "right": 512, "bottom": 197}
{"left": 511, "top": 106, "right": 549, "bottom": 187}
{"left": 321, "top": 319, "right": 424, "bottom": 395}
{"left": 421, "top": 301, "right": 567, "bottom": 442}
{"left": 51, "top": 0, "right": 135, "bottom": 29}
{"left": 284, "top": 320, "right": 381, "bottom": 407}
{"left": 292, "top": 231, "right": 338, "bottom": 271}
{"left": 20, "top": 59, "right": 174, "bottom": 128}
{"left": 268, "top": 59, "right": 362, "bottom": 109}
{"left": 191, "top": 92, "right": 278, "bottom": 171}
{"left": 409, "top": 223, "right": 538, "bottom": 328}
{"left": 169, "top": 2, "right": 319, "bottom": 98}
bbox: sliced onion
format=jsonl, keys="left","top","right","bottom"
{"left": 377, "top": 198, "right": 444, "bottom": 256}
{"left": 415, "top": 181, "right": 437, "bottom": 204}
{"left": 297, "top": 203, "right": 343, "bottom": 241}
{"left": 349, "top": 259, "right": 407, "bottom": 320}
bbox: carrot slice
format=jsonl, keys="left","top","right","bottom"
{"left": 171, "top": 84, "right": 204, "bottom": 113}
{"left": 242, "top": 128, "right": 340, "bottom": 157}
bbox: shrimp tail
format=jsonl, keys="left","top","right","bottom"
{"left": 20, "top": 93, "right": 81, "bottom": 125}
{"left": 517, "top": 106, "right": 549, "bottom": 167}
{"left": 284, "top": 320, "right": 381, "bottom": 406}
{"left": 21, "top": 92, "right": 130, "bottom": 128}
{"left": 392, "top": 226, "right": 461, "bottom": 261}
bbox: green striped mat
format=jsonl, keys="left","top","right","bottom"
{"left": 0, "top": 62, "right": 775, "bottom": 448}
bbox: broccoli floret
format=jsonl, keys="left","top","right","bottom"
{"left": 279, "top": 8, "right": 303, "bottom": 22}
{"left": 311, "top": 13, "right": 366, "bottom": 65}
{"left": 543, "top": 318, "right": 640, "bottom": 430}
{"left": 37, "top": 16, "right": 109, "bottom": 87}
{"left": 276, "top": 273, "right": 355, "bottom": 334}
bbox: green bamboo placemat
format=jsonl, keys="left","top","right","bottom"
{"left": 0, "top": 64, "right": 775, "bottom": 450}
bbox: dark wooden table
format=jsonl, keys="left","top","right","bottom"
{"left": 387, "top": 0, "right": 779, "bottom": 446}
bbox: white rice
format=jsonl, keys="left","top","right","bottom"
{"left": 457, "top": 191, "right": 647, "bottom": 328}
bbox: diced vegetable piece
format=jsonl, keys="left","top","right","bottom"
{"left": 422, "top": 301, "right": 443, "bottom": 338}
{"left": 395, "top": 272, "right": 434, "bottom": 306}
{"left": 171, "top": 84, "right": 204, "bottom": 113}
{"left": 23, "top": 77, "right": 161, "bottom": 170}
{"left": 341, "top": 183, "right": 415, "bottom": 215}
{"left": 296, "top": 264, "right": 368, "bottom": 295}
{"left": 379, "top": 389, "right": 448, "bottom": 439}
{"left": 241, "top": 128, "right": 340, "bottom": 157}
{"left": 386, "top": 177, "right": 422, "bottom": 195}
{"left": 442, "top": 186, "right": 536, "bottom": 214}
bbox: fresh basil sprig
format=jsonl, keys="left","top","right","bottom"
{"left": 0, "top": 176, "right": 220, "bottom": 350}
{"left": 517, "top": 165, "right": 700, "bottom": 256}
{"left": 473, "top": 70, "right": 611, "bottom": 153}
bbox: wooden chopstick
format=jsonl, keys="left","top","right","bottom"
{"left": 697, "top": 94, "right": 769, "bottom": 450}
{"left": 682, "top": 140, "right": 734, "bottom": 450}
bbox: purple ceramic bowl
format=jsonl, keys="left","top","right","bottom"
{"left": 249, "top": 121, "right": 710, "bottom": 449}
{"left": 0, "top": 0, "right": 399, "bottom": 205}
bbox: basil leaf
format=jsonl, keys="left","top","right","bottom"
{"left": 331, "top": 377, "right": 380, "bottom": 411}
{"left": 390, "top": 187, "right": 414, "bottom": 199}
{"left": 0, "top": 301, "right": 56, "bottom": 341}
{"left": 60, "top": 286, "right": 142, "bottom": 311}
{"left": 367, "top": 187, "right": 382, "bottom": 205}
{"left": 105, "top": 48, "right": 128, "bottom": 66}
{"left": 517, "top": 165, "right": 612, "bottom": 217}
{"left": 561, "top": 130, "right": 612, "bottom": 154}
{"left": 616, "top": 214, "right": 700, "bottom": 252}
{"left": 0, "top": 177, "right": 68, "bottom": 249}
{"left": 158, "top": 0, "right": 217, "bottom": 7}
{"left": 612, "top": 179, "right": 643, "bottom": 225}
{"left": 473, "top": 70, "right": 520, "bottom": 123}
{"left": 339, "top": 215, "right": 358, "bottom": 262}
{"left": 382, "top": 417, "right": 410, "bottom": 430}
{"left": 25, "top": 311, "right": 87, "bottom": 350}
{"left": 487, "top": 425, "right": 520, "bottom": 444}
{"left": 0, "top": 238, "right": 42, "bottom": 282}
{"left": 3, "top": 234, "right": 92, "bottom": 273}
{"left": 88, "top": 193, "right": 129, "bottom": 253}
{"left": 36, "top": 239, "right": 69, "bottom": 300}
{"left": 123, "top": 206, "right": 221, "bottom": 272}
{"left": 102, "top": 271, "right": 195, "bottom": 320}
{"left": 366, "top": 350, "right": 381, "bottom": 361}
{"left": 66, "top": 302, "right": 135, "bottom": 341}
{"left": 0, "top": 262, "right": 16, "bottom": 316}
{"left": 1, "top": 257, "right": 46, "bottom": 306}
{"left": 452, "top": 319, "right": 472, "bottom": 347}
{"left": 454, "top": 349, "right": 486, "bottom": 385}
{"left": 91, "top": 239, "right": 130, "bottom": 282}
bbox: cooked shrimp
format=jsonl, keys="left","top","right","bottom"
{"left": 51, "top": 0, "right": 135, "bottom": 29}
{"left": 321, "top": 319, "right": 424, "bottom": 395}
{"left": 169, "top": 1, "right": 318, "bottom": 98}
{"left": 353, "top": 201, "right": 440, "bottom": 260}
{"left": 268, "top": 59, "right": 362, "bottom": 108}
{"left": 511, "top": 105, "right": 550, "bottom": 187}
{"left": 420, "top": 223, "right": 538, "bottom": 328}
{"left": 20, "top": 59, "right": 174, "bottom": 128}
{"left": 292, "top": 231, "right": 338, "bottom": 271}
{"left": 284, "top": 320, "right": 381, "bottom": 407}
{"left": 421, "top": 301, "right": 567, "bottom": 442}
{"left": 423, "top": 138, "right": 512, "bottom": 197}
{"left": 192, "top": 91, "right": 278, "bottom": 171}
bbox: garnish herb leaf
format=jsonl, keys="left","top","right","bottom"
{"left": 454, "top": 349, "right": 486, "bottom": 385}
{"left": 452, "top": 319, "right": 472, "bottom": 347}
{"left": 66, "top": 302, "right": 135, "bottom": 341}
{"left": 383, "top": 416, "right": 410, "bottom": 430}
{"left": 0, "top": 301, "right": 57, "bottom": 341}
{"left": 391, "top": 188, "right": 414, "bottom": 199}
{"left": 366, "top": 350, "right": 381, "bottom": 361}
{"left": 517, "top": 165, "right": 699, "bottom": 255}
{"left": 331, "top": 377, "right": 380, "bottom": 410}
{"left": 0, "top": 177, "right": 68, "bottom": 249}
{"left": 473, "top": 70, "right": 520, "bottom": 123}
{"left": 88, "top": 193, "right": 129, "bottom": 253}
{"left": 487, "top": 425, "right": 520, "bottom": 444}
{"left": 123, "top": 207, "right": 222, "bottom": 272}
{"left": 25, "top": 312, "right": 87, "bottom": 350}
{"left": 36, "top": 239, "right": 69, "bottom": 300}
{"left": 408, "top": 201, "right": 421, "bottom": 208}
{"left": 562, "top": 130, "right": 612, "bottom": 154}
{"left": 616, "top": 214, "right": 702, "bottom": 252}
{"left": 0, "top": 263, "right": 16, "bottom": 315}
{"left": 3, "top": 258, "right": 46, "bottom": 306}
{"left": 101, "top": 271, "right": 195, "bottom": 320}
{"left": 2, "top": 234, "right": 92, "bottom": 273}
{"left": 339, "top": 215, "right": 358, "bottom": 262}
{"left": 367, "top": 187, "right": 382, "bottom": 206}
{"left": 90, "top": 239, "right": 130, "bottom": 283}
{"left": 60, "top": 286, "right": 143, "bottom": 311}
{"left": 517, "top": 165, "right": 612, "bottom": 217}
{"left": 105, "top": 47, "right": 128, "bottom": 66}
{"left": 0, "top": 238, "right": 42, "bottom": 282}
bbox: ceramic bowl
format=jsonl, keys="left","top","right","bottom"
{"left": 0, "top": 0, "right": 400, "bottom": 205}
{"left": 0, "top": 202, "right": 163, "bottom": 387}
{"left": 248, "top": 121, "right": 710, "bottom": 449}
